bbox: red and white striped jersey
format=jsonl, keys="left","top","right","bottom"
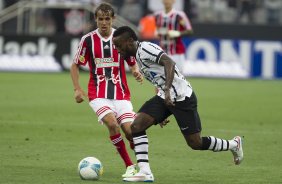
{"left": 73, "top": 28, "right": 136, "bottom": 101}
{"left": 155, "top": 9, "right": 192, "bottom": 55}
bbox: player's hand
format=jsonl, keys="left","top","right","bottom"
{"left": 159, "top": 119, "right": 170, "bottom": 128}
{"left": 74, "top": 88, "right": 87, "bottom": 103}
{"left": 168, "top": 30, "right": 181, "bottom": 39}
{"left": 157, "top": 28, "right": 168, "bottom": 36}
{"left": 133, "top": 71, "right": 143, "bottom": 84}
{"left": 164, "top": 90, "right": 175, "bottom": 106}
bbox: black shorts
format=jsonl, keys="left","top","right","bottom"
{"left": 138, "top": 92, "right": 202, "bottom": 135}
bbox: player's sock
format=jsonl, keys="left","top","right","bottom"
{"left": 110, "top": 133, "right": 133, "bottom": 167}
{"left": 132, "top": 131, "right": 152, "bottom": 174}
{"left": 201, "top": 136, "right": 237, "bottom": 151}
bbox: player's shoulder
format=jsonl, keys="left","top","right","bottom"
{"left": 139, "top": 42, "right": 164, "bottom": 57}
{"left": 140, "top": 41, "right": 161, "bottom": 50}
{"left": 144, "top": 41, "right": 163, "bottom": 50}
{"left": 80, "top": 30, "right": 97, "bottom": 41}
{"left": 175, "top": 10, "right": 188, "bottom": 17}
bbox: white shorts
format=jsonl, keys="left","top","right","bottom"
{"left": 89, "top": 98, "right": 136, "bottom": 125}
{"left": 169, "top": 54, "right": 186, "bottom": 73}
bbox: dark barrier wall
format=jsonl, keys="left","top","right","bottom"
{"left": 191, "top": 23, "right": 282, "bottom": 41}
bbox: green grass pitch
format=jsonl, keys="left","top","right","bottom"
{"left": 0, "top": 72, "right": 282, "bottom": 184}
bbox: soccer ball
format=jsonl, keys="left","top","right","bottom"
{"left": 78, "top": 157, "right": 103, "bottom": 180}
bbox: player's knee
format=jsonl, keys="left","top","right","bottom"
{"left": 188, "top": 142, "right": 202, "bottom": 150}
{"left": 130, "top": 123, "right": 141, "bottom": 133}
{"left": 108, "top": 124, "right": 120, "bottom": 134}
{"left": 186, "top": 138, "right": 202, "bottom": 150}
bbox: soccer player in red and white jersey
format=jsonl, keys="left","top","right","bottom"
{"left": 70, "top": 3, "right": 143, "bottom": 178}
{"left": 155, "top": 0, "right": 193, "bottom": 73}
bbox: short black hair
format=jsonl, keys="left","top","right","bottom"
{"left": 94, "top": 2, "right": 115, "bottom": 18}
{"left": 113, "top": 26, "right": 138, "bottom": 41}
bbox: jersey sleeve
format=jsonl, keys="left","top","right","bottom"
{"left": 125, "top": 56, "right": 136, "bottom": 66}
{"left": 141, "top": 42, "right": 165, "bottom": 64}
{"left": 178, "top": 11, "right": 192, "bottom": 31}
{"left": 73, "top": 36, "right": 90, "bottom": 66}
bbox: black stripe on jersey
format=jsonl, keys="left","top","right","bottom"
{"left": 156, "top": 51, "right": 164, "bottom": 64}
{"left": 103, "top": 40, "right": 114, "bottom": 99}
{"left": 86, "top": 36, "right": 97, "bottom": 87}
{"left": 103, "top": 41, "right": 111, "bottom": 77}
{"left": 142, "top": 47, "right": 158, "bottom": 57}
{"left": 174, "top": 14, "right": 180, "bottom": 30}
{"left": 175, "top": 69, "right": 180, "bottom": 77}
{"left": 137, "top": 51, "right": 150, "bottom": 68}
{"left": 141, "top": 59, "right": 150, "bottom": 68}
{"left": 163, "top": 17, "right": 168, "bottom": 51}
{"left": 160, "top": 76, "right": 178, "bottom": 98}
{"left": 148, "top": 43, "right": 162, "bottom": 51}
{"left": 171, "top": 85, "right": 178, "bottom": 98}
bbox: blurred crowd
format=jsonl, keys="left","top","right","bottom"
{"left": 0, "top": 0, "right": 281, "bottom": 36}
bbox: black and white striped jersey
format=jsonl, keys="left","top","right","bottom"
{"left": 135, "top": 41, "right": 193, "bottom": 101}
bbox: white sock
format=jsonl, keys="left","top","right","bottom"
{"left": 133, "top": 134, "right": 152, "bottom": 174}
{"left": 208, "top": 136, "right": 237, "bottom": 151}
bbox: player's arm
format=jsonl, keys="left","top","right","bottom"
{"left": 70, "top": 37, "right": 89, "bottom": 103}
{"left": 70, "top": 63, "right": 87, "bottom": 103}
{"left": 168, "top": 29, "right": 193, "bottom": 38}
{"left": 126, "top": 56, "right": 143, "bottom": 84}
{"left": 129, "top": 63, "right": 143, "bottom": 84}
{"left": 159, "top": 54, "right": 176, "bottom": 106}
{"left": 168, "top": 12, "right": 193, "bottom": 38}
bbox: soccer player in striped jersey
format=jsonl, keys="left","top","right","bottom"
{"left": 70, "top": 3, "right": 142, "bottom": 178}
{"left": 113, "top": 26, "right": 244, "bottom": 182}
{"left": 154, "top": 0, "right": 193, "bottom": 73}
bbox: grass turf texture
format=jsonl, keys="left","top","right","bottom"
{"left": 0, "top": 72, "right": 281, "bottom": 184}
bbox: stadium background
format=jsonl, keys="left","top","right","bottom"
{"left": 0, "top": 0, "right": 282, "bottom": 184}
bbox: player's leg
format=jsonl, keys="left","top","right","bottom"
{"left": 123, "top": 112, "right": 155, "bottom": 182}
{"left": 115, "top": 100, "right": 136, "bottom": 150}
{"left": 185, "top": 133, "right": 243, "bottom": 165}
{"left": 89, "top": 99, "right": 134, "bottom": 170}
{"left": 115, "top": 100, "right": 138, "bottom": 177}
{"left": 172, "top": 93, "right": 243, "bottom": 165}
{"left": 123, "top": 96, "right": 171, "bottom": 182}
{"left": 121, "top": 122, "right": 134, "bottom": 149}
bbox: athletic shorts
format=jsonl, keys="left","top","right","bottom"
{"left": 138, "top": 92, "right": 202, "bottom": 135}
{"left": 89, "top": 98, "right": 136, "bottom": 125}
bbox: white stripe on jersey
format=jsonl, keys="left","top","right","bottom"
{"left": 136, "top": 41, "right": 193, "bottom": 101}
